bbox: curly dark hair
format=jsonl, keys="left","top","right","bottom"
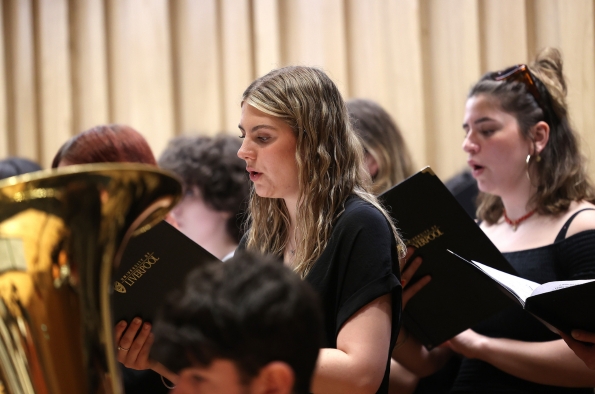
{"left": 151, "top": 251, "right": 323, "bottom": 394}
{"left": 158, "top": 135, "right": 250, "bottom": 242}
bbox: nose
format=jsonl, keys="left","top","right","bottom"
{"left": 462, "top": 132, "right": 479, "bottom": 154}
{"left": 237, "top": 138, "right": 254, "bottom": 161}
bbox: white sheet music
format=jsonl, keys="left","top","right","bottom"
{"left": 471, "top": 260, "right": 540, "bottom": 306}
{"left": 531, "top": 279, "right": 595, "bottom": 297}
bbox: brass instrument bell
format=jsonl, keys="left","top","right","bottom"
{"left": 0, "top": 164, "right": 182, "bottom": 393}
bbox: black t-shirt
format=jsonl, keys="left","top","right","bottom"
{"left": 305, "top": 195, "right": 402, "bottom": 393}
{"left": 240, "top": 195, "right": 402, "bottom": 393}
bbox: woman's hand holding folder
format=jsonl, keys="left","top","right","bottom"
{"left": 560, "top": 330, "right": 595, "bottom": 370}
{"left": 391, "top": 248, "right": 452, "bottom": 378}
{"left": 400, "top": 247, "right": 431, "bottom": 308}
{"left": 114, "top": 318, "right": 179, "bottom": 384}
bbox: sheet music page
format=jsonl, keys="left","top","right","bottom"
{"left": 471, "top": 260, "right": 540, "bottom": 305}
{"left": 530, "top": 279, "right": 595, "bottom": 297}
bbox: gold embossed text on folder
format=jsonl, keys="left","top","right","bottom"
{"left": 114, "top": 252, "right": 159, "bottom": 293}
{"left": 407, "top": 225, "right": 444, "bottom": 249}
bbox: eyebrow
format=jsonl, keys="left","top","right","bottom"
{"left": 237, "top": 124, "right": 278, "bottom": 132}
{"left": 462, "top": 116, "right": 496, "bottom": 129}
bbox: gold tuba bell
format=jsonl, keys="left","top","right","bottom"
{"left": 0, "top": 163, "right": 182, "bottom": 393}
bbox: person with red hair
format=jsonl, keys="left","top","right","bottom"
{"left": 52, "top": 124, "right": 157, "bottom": 168}
{"left": 53, "top": 124, "right": 173, "bottom": 393}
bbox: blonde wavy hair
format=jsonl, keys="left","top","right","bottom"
{"left": 242, "top": 66, "right": 405, "bottom": 277}
{"left": 346, "top": 98, "right": 415, "bottom": 194}
{"left": 471, "top": 48, "right": 595, "bottom": 223}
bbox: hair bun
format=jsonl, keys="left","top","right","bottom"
{"left": 530, "top": 47, "right": 567, "bottom": 118}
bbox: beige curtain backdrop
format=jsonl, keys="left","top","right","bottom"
{"left": 0, "top": 0, "right": 594, "bottom": 180}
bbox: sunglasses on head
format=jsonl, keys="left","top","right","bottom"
{"left": 492, "top": 64, "right": 558, "bottom": 127}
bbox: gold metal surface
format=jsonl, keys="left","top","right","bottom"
{"left": 0, "top": 164, "right": 182, "bottom": 394}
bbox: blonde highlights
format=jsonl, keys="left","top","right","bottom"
{"left": 242, "top": 66, "right": 404, "bottom": 277}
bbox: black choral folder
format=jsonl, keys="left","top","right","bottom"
{"left": 112, "top": 220, "right": 220, "bottom": 323}
{"left": 380, "top": 167, "right": 518, "bottom": 349}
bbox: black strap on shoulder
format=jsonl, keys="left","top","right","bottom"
{"left": 555, "top": 208, "right": 595, "bottom": 242}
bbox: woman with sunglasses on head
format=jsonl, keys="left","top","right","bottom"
{"left": 237, "top": 66, "right": 404, "bottom": 394}
{"left": 392, "top": 47, "right": 595, "bottom": 393}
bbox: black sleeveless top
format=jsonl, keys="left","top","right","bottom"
{"left": 452, "top": 209, "right": 595, "bottom": 393}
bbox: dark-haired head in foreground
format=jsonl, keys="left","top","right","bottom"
{"left": 150, "top": 252, "right": 323, "bottom": 394}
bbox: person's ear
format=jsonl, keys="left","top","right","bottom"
{"left": 365, "top": 153, "right": 379, "bottom": 179}
{"left": 164, "top": 213, "right": 179, "bottom": 229}
{"left": 219, "top": 210, "right": 233, "bottom": 220}
{"left": 531, "top": 120, "right": 550, "bottom": 156}
{"left": 250, "top": 361, "right": 295, "bottom": 394}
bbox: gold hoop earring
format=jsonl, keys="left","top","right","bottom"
{"left": 525, "top": 153, "right": 541, "bottom": 182}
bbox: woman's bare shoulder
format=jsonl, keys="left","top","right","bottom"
{"left": 563, "top": 200, "right": 595, "bottom": 238}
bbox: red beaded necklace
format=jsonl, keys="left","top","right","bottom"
{"left": 503, "top": 209, "right": 536, "bottom": 231}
